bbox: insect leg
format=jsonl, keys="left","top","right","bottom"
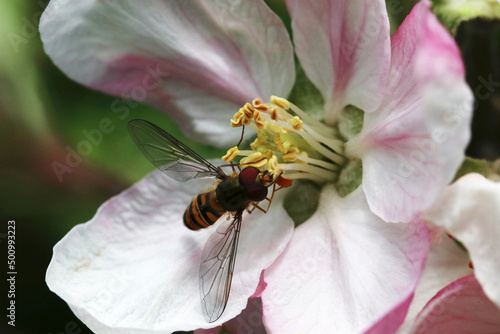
{"left": 249, "top": 182, "right": 280, "bottom": 214}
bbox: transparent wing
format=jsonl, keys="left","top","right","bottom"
{"left": 128, "top": 119, "right": 223, "bottom": 181}
{"left": 199, "top": 214, "right": 242, "bottom": 323}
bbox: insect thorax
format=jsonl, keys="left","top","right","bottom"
{"left": 216, "top": 177, "right": 250, "bottom": 212}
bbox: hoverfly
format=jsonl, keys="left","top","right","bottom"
{"left": 128, "top": 119, "right": 283, "bottom": 323}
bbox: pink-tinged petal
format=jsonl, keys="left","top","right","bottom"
{"left": 46, "top": 169, "right": 293, "bottom": 333}
{"left": 286, "top": 0, "right": 391, "bottom": 123}
{"left": 424, "top": 173, "right": 500, "bottom": 308}
{"left": 262, "top": 186, "right": 430, "bottom": 334}
{"left": 195, "top": 298, "right": 267, "bottom": 334}
{"left": 348, "top": 0, "right": 473, "bottom": 223}
{"left": 249, "top": 271, "right": 268, "bottom": 299}
{"left": 408, "top": 276, "right": 500, "bottom": 334}
{"left": 40, "top": 0, "right": 294, "bottom": 146}
{"left": 397, "top": 236, "right": 473, "bottom": 333}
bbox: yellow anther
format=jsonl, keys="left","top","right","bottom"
{"left": 252, "top": 98, "right": 269, "bottom": 112}
{"left": 232, "top": 110, "right": 243, "bottom": 120}
{"left": 253, "top": 110, "right": 265, "bottom": 128}
{"left": 298, "top": 151, "right": 309, "bottom": 164}
{"left": 281, "top": 139, "right": 295, "bottom": 153}
{"left": 286, "top": 146, "right": 300, "bottom": 155}
{"left": 258, "top": 130, "right": 270, "bottom": 141}
{"left": 273, "top": 134, "right": 282, "bottom": 145}
{"left": 269, "top": 106, "right": 279, "bottom": 121}
{"left": 240, "top": 152, "right": 268, "bottom": 170}
{"left": 282, "top": 152, "right": 298, "bottom": 162}
{"left": 271, "top": 95, "right": 290, "bottom": 110}
{"left": 222, "top": 146, "right": 239, "bottom": 162}
{"left": 251, "top": 131, "right": 270, "bottom": 150}
{"left": 292, "top": 116, "right": 303, "bottom": 131}
{"left": 231, "top": 110, "right": 245, "bottom": 127}
{"left": 250, "top": 137, "right": 262, "bottom": 151}
{"left": 268, "top": 155, "right": 282, "bottom": 178}
{"left": 262, "top": 149, "right": 274, "bottom": 160}
{"left": 242, "top": 103, "right": 255, "bottom": 118}
{"left": 274, "top": 136, "right": 288, "bottom": 155}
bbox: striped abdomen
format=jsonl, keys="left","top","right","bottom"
{"left": 183, "top": 191, "right": 226, "bottom": 230}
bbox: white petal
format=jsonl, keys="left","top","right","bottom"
{"left": 46, "top": 170, "right": 293, "bottom": 333}
{"left": 40, "top": 0, "right": 295, "bottom": 146}
{"left": 423, "top": 173, "right": 500, "bottom": 308}
{"left": 262, "top": 186, "right": 430, "bottom": 334}
{"left": 287, "top": 0, "right": 390, "bottom": 123}
{"left": 349, "top": 0, "right": 473, "bottom": 223}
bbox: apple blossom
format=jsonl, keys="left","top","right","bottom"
{"left": 423, "top": 173, "right": 500, "bottom": 309}
{"left": 40, "top": 0, "right": 473, "bottom": 333}
{"left": 397, "top": 232, "right": 500, "bottom": 334}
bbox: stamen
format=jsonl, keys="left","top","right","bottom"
{"left": 253, "top": 110, "right": 265, "bottom": 128}
{"left": 300, "top": 131, "right": 345, "bottom": 165}
{"left": 282, "top": 152, "right": 299, "bottom": 162}
{"left": 228, "top": 96, "right": 350, "bottom": 183}
{"left": 252, "top": 98, "right": 269, "bottom": 112}
{"left": 278, "top": 163, "right": 337, "bottom": 181}
{"left": 302, "top": 124, "right": 344, "bottom": 154}
{"left": 270, "top": 95, "right": 290, "bottom": 110}
{"left": 267, "top": 155, "right": 281, "bottom": 178}
{"left": 295, "top": 154, "right": 339, "bottom": 171}
{"left": 265, "top": 121, "right": 286, "bottom": 135}
{"left": 281, "top": 173, "right": 332, "bottom": 182}
{"left": 237, "top": 150, "right": 256, "bottom": 156}
{"left": 269, "top": 106, "right": 279, "bottom": 121}
{"left": 242, "top": 103, "right": 255, "bottom": 118}
{"left": 222, "top": 146, "right": 239, "bottom": 162}
{"left": 292, "top": 116, "right": 303, "bottom": 131}
{"left": 288, "top": 101, "right": 332, "bottom": 134}
{"left": 240, "top": 152, "right": 268, "bottom": 169}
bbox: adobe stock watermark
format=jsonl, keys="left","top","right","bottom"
{"left": 51, "top": 64, "right": 169, "bottom": 182}
{"left": 86, "top": 268, "right": 136, "bottom": 314}
{"left": 8, "top": 0, "right": 77, "bottom": 53}
{"left": 7, "top": 0, "right": 53, "bottom": 54}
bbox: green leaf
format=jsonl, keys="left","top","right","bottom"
{"left": 432, "top": 0, "right": 500, "bottom": 35}
{"left": 454, "top": 157, "right": 494, "bottom": 180}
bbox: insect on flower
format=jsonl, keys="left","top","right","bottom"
{"left": 128, "top": 119, "right": 288, "bottom": 323}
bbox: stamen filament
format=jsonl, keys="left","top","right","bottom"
{"left": 295, "top": 155, "right": 339, "bottom": 171}
{"left": 237, "top": 150, "right": 255, "bottom": 156}
{"left": 302, "top": 124, "right": 344, "bottom": 153}
{"left": 278, "top": 163, "right": 337, "bottom": 181}
{"left": 281, "top": 173, "right": 335, "bottom": 182}
{"left": 288, "top": 102, "right": 333, "bottom": 134}
{"left": 300, "top": 131, "right": 345, "bottom": 165}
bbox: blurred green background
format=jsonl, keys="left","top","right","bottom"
{"left": 0, "top": 1, "right": 498, "bottom": 333}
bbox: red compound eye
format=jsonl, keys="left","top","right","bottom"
{"left": 239, "top": 167, "right": 260, "bottom": 185}
{"left": 245, "top": 183, "right": 268, "bottom": 202}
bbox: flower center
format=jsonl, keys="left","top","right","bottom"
{"left": 222, "top": 96, "right": 350, "bottom": 183}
